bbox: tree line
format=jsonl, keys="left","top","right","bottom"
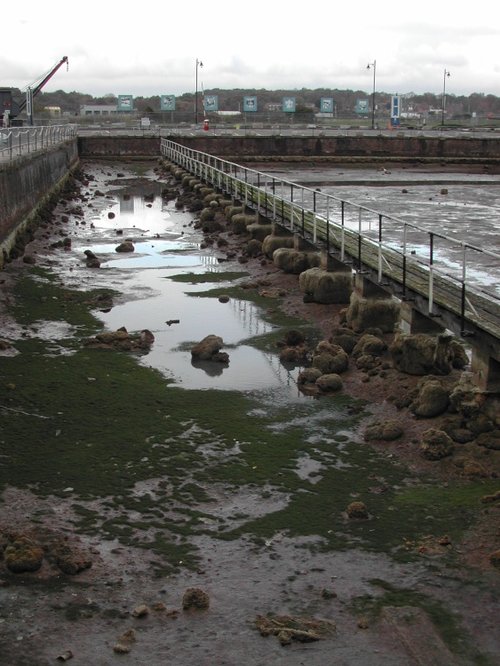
{"left": 11, "top": 87, "right": 500, "bottom": 119}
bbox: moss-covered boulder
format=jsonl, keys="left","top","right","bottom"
{"left": 364, "top": 420, "right": 404, "bottom": 441}
{"left": 273, "top": 248, "right": 320, "bottom": 274}
{"left": 182, "top": 587, "right": 210, "bottom": 610}
{"left": 420, "top": 428, "right": 455, "bottom": 460}
{"left": 390, "top": 332, "right": 459, "bottom": 376}
{"left": 346, "top": 501, "right": 369, "bottom": 519}
{"left": 411, "top": 378, "right": 450, "bottom": 418}
{"left": 299, "top": 267, "right": 352, "bottom": 304}
{"left": 297, "top": 368, "right": 323, "bottom": 385}
{"left": 4, "top": 536, "right": 44, "bottom": 573}
{"left": 346, "top": 292, "right": 399, "bottom": 334}
{"left": 312, "top": 341, "right": 349, "bottom": 374}
{"left": 247, "top": 222, "right": 273, "bottom": 242}
{"left": 262, "top": 235, "right": 295, "bottom": 258}
{"left": 316, "top": 373, "right": 343, "bottom": 392}
{"left": 352, "top": 333, "right": 387, "bottom": 359}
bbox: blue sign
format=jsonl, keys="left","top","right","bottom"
{"left": 391, "top": 95, "right": 400, "bottom": 118}
{"left": 320, "top": 97, "right": 334, "bottom": 113}
{"left": 117, "top": 95, "right": 133, "bottom": 112}
{"left": 243, "top": 96, "right": 257, "bottom": 112}
{"left": 204, "top": 95, "right": 218, "bottom": 112}
{"left": 160, "top": 95, "right": 176, "bottom": 111}
{"left": 282, "top": 97, "right": 296, "bottom": 113}
{"left": 355, "top": 99, "right": 369, "bottom": 115}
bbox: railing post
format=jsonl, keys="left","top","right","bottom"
{"left": 461, "top": 243, "right": 467, "bottom": 333}
{"left": 378, "top": 213, "right": 383, "bottom": 283}
{"left": 340, "top": 201, "right": 345, "bottom": 261}
{"left": 402, "top": 224, "right": 407, "bottom": 298}
{"left": 428, "top": 232, "right": 434, "bottom": 314}
{"left": 357, "top": 208, "right": 363, "bottom": 269}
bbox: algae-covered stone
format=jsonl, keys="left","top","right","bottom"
{"left": 390, "top": 332, "right": 457, "bottom": 376}
{"left": 352, "top": 333, "right": 387, "bottom": 358}
{"left": 262, "top": 235, "right": 294, "bottom": 258}
{"left": 299, "top": 267, "right": 352, "bottom": 304}
{"left": 316, "top": 373, "right": 343, "bottom": 392}
{"left": 182, "top": 587, "right": 210, "bottom": 610}
{"left": 411, "top": 379, "right": 450, "bottom": 418}
{"left": 364, "top": 420, "right": 404, "bottom": 441}
{"left": 346, "top": 292, "right": 399, "bottom": 333}
{"left": 346, "top": 501, "right": 369, "bottom": 519}
{"left": 420, "top": 428, "right": 455, "bottom": 460}
{"left": 273, "top": 248, "right": 320, "bottom": 274}
{"left": 312, "top": 342, "right": 349, "bottom": 374}
{"left": 4, "top": 536, "right": 44, "bottom": 573}
{"left": 297, "top": 368, "right": 323, "bottom": 385}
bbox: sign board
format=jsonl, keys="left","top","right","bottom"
{"left": 243, "top": 96, "right": 257, "bottom": 112}
{"left": 160, "top": 95, "right": 176, "bottom": 111}
{"left": 204, "top": 95, "right": 218, "bottom": 112}
{"left": 320, "top": 97, "right": 334, "bottom": 113}
{"left": 355, "top": 99, "right": 369, "bottom": 115}
{"left": 391, "top": 95, "right": 400, "bottom": 119}
{"left": 282, "top": 97, "right": 296, "bottom": 113}
{"left": 117, "top": 95, "right": 134, "bottom": 112}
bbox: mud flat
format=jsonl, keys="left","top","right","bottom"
{"left": 0, "top": 160, "right": 498, "bottom": 665}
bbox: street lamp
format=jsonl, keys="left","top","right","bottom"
{"left": 367, "top": 60, "right": 376, "bottom": 130}
{"left": 441, "top": 69, "right": 450, "bottom": 127}
{"left": 195, "top": 58, "right": 203, "bottom": 125}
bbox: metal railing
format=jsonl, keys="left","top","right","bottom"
{"left": 161, "top": 139, "right": 500, "bottom": 340}
{"left": 0, "top": 124, "right": 78, "bottom": 162}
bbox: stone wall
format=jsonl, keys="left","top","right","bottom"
{"left": 0, "top": 140, "right": 78, "bottom": 266}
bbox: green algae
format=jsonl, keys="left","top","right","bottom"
{"left": 351, "top": 579, "right": 493, "bottom": 665}
{"left": 10, "top": 266, "right": 116, "bottom": 333}
{"left": 0, "top": 270, "right": 493, "bottom": 575}
{"left": 168, "top": 271, "right": 248, "bottom": 284}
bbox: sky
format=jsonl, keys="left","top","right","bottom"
{"left": 2, "top": 0, "right": 500, "bottom": 99}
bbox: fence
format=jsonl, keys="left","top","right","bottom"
{"left": 160, "top": 138, "right": 500, "bottom": 341}
{"left": 0, "top": 124, "right": 78, "bottom": 162}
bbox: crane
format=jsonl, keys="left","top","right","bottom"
{"left": 22, "top": 56, "right": 69, "bottom": 125}
{"left": 1, "top": 56, "right": 69, "bottom": 126}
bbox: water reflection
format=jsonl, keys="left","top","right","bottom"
{"left": 80, "top": 183, "right": 309, "bottom": 395}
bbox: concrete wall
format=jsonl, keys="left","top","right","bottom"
{"left": 172, "top": 135, "right": 500, "bottom": 161}
{"left": 0, "top": 140, "right": 78, "bottom": 266}
{"left": 78, "top": 136, "right": 160, "bottom": 157}
{"left": 76, "top": 134, "right": 500, "bottom": 163}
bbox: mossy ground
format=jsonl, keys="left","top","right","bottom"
{"left": 1, "top": 267, "right": 495, "bottom": 579}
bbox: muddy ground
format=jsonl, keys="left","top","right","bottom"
{"left": 0, "top": 159, "right": 499, "bottom": 665}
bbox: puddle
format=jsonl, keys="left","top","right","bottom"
{"left": 67, "top": 181, "right": 308, "bottom": 395}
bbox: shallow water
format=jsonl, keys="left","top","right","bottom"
{"left": 74, "top": 185, "right": 306, "bottom": 395}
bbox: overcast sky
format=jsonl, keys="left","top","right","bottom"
{"left": 3, "top": 0, "right": 500, "bottom": 98}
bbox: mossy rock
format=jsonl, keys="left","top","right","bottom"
{"left": 420, "top": 428, "right": 455, "bottom": 460}
{"left": 4, "top": 536, "right": 44, "bottom": 573}
{"left": 182, "top": 587, "right": 210, "bottom": 610}
{"left": 316, "top": 373, "right": 343, "bottom": 392}
{"left": 411, "top": 379, "right": 450, "bottom": 418}
{"left": 346, "top": 501, "right": 369, "bottom": 519}
{"left": 364, "top": 420, "right": 404, "bottom": 441}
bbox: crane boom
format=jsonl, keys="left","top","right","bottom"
{"left": 18, "top": 56, "right": 69, "bottom": 113}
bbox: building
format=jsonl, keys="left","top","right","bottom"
{"left": 79, "top": 104, "right": 118, "bottom": 116}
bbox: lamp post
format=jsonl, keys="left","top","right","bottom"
{"left": 367, "top": 60, "right": 376, "bottom": 130}
{"left": 441, "top": 68, "right": 450, "bottom": 127}
{"left": 195, "top": 58, "right": 203, "bottom": 125}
